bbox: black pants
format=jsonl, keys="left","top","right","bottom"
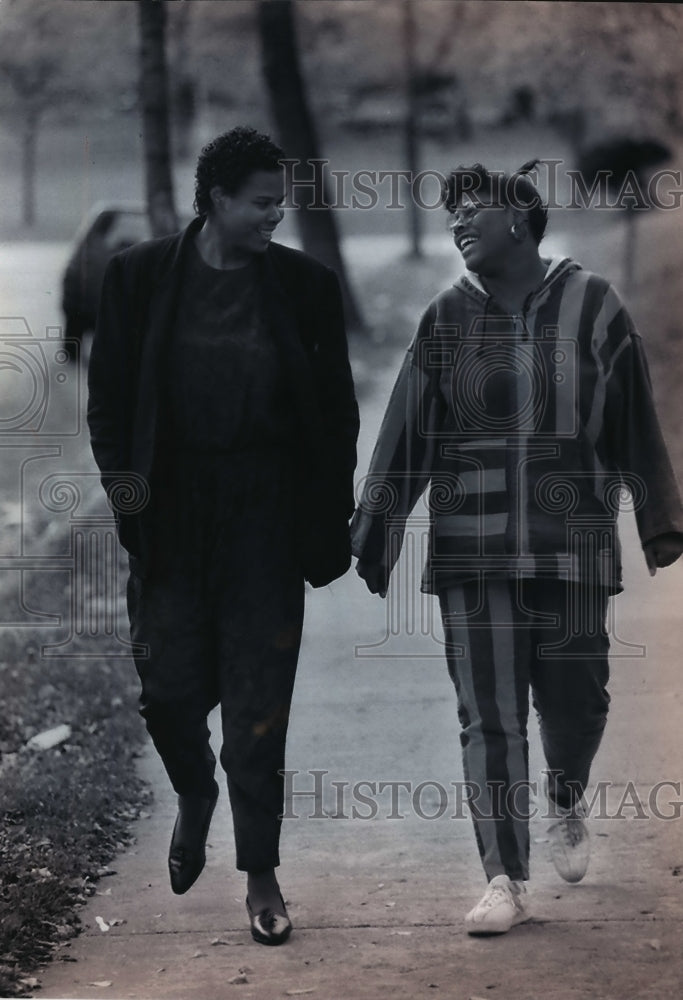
{"left": 127, "top": 450, "right": 304, "bottom": 872}
{"left": 439, "top": 578, "right": 610, "bottom": 882}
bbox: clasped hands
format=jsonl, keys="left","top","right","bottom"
{"left": 355, "top": 559, "right": 389, "bottom": 599}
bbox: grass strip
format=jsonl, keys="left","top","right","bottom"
{"left": 0, "top": 545, "right": 149, "bottom": 998}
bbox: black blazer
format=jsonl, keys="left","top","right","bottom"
{"left": 87, "top": 217, "right": 360, "bottom": 587}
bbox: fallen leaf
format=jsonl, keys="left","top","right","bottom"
{"left": 211, "top": 937, "right": 230, "bottom": 946}
{"left": 26, "top": 724, "right": 72, "bottom": 751}
{"left": 88, "top": 981, "right": 112, "bottom": 988}
{"left": 228, "top": 972, "right": 248, "bottom": 984}
{"left": 95, "top": 917, "right": 110, "bottom": 933}
{"left": 156, "top": 968, "right": 166, "bottom": 974}
{"left": 191, "top": 950, "right": 206, "bottom": 959}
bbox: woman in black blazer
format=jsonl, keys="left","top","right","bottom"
{"left": 88, "top": 127, "right": 359, "bottom": 946}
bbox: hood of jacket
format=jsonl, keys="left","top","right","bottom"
{"left": 452, "top": 256, "right": 583, "bottom": 312}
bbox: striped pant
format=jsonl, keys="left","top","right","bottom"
{"left": 439, "top": 578, "right": 610, "bottom": 882}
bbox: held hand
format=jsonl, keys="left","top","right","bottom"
{"left": 355, "top": 559, "right": 389, "bottom": 598}
{"left": 643, "top": 532, "right": 683, "bottom": 576}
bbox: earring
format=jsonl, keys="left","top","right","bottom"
{"left": 510, "top": 224, "right": 524, "bottom": 242}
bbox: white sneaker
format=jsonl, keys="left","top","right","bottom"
{"left": 465, "top": 875, "right": 530, "bottom": 935}
{"left": 548, "top": 812, "right": 590, "bottom": 883}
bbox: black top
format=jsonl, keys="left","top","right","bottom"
{"left": 162, "top": 241, "right": 295, "bottom": 454}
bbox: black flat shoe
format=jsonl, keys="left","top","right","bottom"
{"left": 246, "top": 893, "right": 292, "bottom": 946}
{"left": 168, "top": 792, "right": 218, "bottom": 895}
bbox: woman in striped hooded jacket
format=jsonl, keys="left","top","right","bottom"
{"left": 351, "top": 162, "right": 683, "bottom": 936}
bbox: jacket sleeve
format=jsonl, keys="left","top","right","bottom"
{"left": 603, "top": 292, "right": 683, "bottom": 547}
{"left": 87, "top": 253, "right": 135, "bottom": 477}
{"left": 87, "top": 252, "right": 147, "bottom": 556}
{"left": 311, "top": 267, "right": 360, "bottom": 519}
{"left": 350, "top": 303, "right": 445, "bottom": 575}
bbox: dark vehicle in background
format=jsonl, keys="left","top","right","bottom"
{"left": 61, "top": 203, "right": 151, "bottom": 355}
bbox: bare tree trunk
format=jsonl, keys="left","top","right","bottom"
{"left": 138, "top": 0, "right": 178, "bottom": 237}
{"left": 21, "top": 109, "right": 38, "bottom": 227}
{"left": 258, "top": 0, "right": 365, "bottom": 334}
{"left": 169, "top": 0, "right": 196, "bottom": 161}
{"left": 623, "top": 207, "right": 637, "bottom": 291}
{"left": 403, "top": 0, "right": 422, "bottom": 258}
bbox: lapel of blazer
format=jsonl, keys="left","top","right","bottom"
{"left": 130, "top": 218, "right": 203, "bottom": 478}
{"left": 259, "top": 246, "right": 324, "bottom": 464}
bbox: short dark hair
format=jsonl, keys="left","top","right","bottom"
{"left": 442, "top": 160, "right": 548, "bottom": 244}
{"left": 193, "top": 126, "right": 285, "bottom": 215}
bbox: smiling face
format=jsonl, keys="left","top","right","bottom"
{"left": 210, "top": 168, "right": 285, "bottom": 257}
{"left": 449, "top": 194, "right": 517, "bottom": 277}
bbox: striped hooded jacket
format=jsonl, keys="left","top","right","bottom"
{"left": 351, "top": 257, "right": 683, "bottom": 595}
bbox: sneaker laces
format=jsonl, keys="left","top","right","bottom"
{"left": 479, "top": 879, "right": 521, "bottom": 912}
{"left": 481, "top": 884, "right": 509, "bottom": 910}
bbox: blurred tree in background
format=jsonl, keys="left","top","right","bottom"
{"left": 167, "top": 0, "right": 196, "bottom": 161}
{"left": 0, "top": 0, "right": 128, "bottom": 226}
{"left": 402, "top": 0, "right": 422, "bottom": 258}
{"left": 0, "top": 0, "right": 62, "bottom": 226}
{"left": 258, "top": 0, "right": 364, "bottom": 332}
{"left": 1, "top": 0, "right": 682, "bottom": 233}
{"left": 138, "top": 0, "right": 178, "bottom": 236}
{"left": 0, "top": 0, "right": 136, "bottom": 228}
